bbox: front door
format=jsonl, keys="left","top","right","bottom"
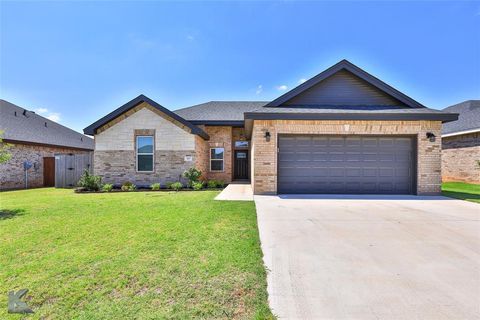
{"left": 43, "top": 157, "right": 55, "bottom": 187}
{"left": 234, "top": 150, "right": 249, "bottom": 180}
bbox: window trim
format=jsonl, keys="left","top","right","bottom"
{"left": 234, "top": 140, "right": 249, "bottom": 149}
{"left": 210, "top": 147, "right": 224, "bottom": 172}
{"left": 136, "top": 135, "right": 154, "bottom": 173}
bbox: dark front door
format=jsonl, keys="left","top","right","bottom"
{"left": 234, "top": 150, "right": 249, "bottom": 180}
{"left": 43, "top": 157, "right": 55, "bottom": 187}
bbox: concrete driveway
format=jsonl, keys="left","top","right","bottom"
{"left": 255, "top": 195, "right": 480, "bottom": 319}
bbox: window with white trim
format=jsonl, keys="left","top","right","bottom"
{"left": 136, "top": 136, "right": 154, "bottom": 172}
{"left": 210, "top": 148, "right": 224, "bottom": 171}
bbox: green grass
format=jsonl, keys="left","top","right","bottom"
{"left": 0, "top": 188, "right": 273, "bottom": 319}
{"left": 442, "top": 182, "right": 480, "bottom": 204}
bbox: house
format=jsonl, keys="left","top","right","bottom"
{"left": 0, "top": 100, "right": 94, "bottom": 190}
{"left": 84, "top": 60, "right": 457, "bottom": 195}
{"left": 441, "top": 100, "right": 480, "bottom": 184}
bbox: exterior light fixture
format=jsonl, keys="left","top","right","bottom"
{"left": 426, "top": 132, "right": 436, "bottom": 142}
{"left": 264, "top": 131, "right": 271, "bottom": 142}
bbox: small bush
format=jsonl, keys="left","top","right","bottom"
{"left": 207, "top": 180, "right": 218, "bottom": 189}
{"left": 77, "top": 169, "right": 102, "bottom": 191}
{"left": 216, "top": 180, "right": 225, "bottom": 188}
{"left": 102, "top": 183, "right": 113, "bottom": 192}
{"left": 183, "top": 167, "right": 202, "bottom": 187}
{"left": 169, "top": 182, "right": 183, "bottom": 191}
{"left": 150, "top": 183, "right": 161, "bottom": 191}
{"left": 192, "top": 181, "right": 203, "bottom": 191}
{"left": 121, "top": 181, "right": 136, "bottom": 192}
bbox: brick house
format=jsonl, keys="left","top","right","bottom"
{"left": 441, "top": 100, "right": 480, "bottom": 184}
{"left": 0, "top": 100, "right": 94, "bottom": 190}
{"left": 84, "top": 60, "right": 457, "bottom": 195}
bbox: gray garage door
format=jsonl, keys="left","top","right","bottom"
{"left": 278, "top": 135, "right": 415, "bottom": 194}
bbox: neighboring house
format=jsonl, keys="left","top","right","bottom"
{"left": 0, "top": 100, "right": 94, "bottom": 190}
{"left": 441, "top": 100, "right": 480, "bottom": 184}
{"left": 84, "top": 60, "right": 457, "bottom": 195}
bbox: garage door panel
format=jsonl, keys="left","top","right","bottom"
{"left": 278, "top": 135, "right": 415, "bottom": 194}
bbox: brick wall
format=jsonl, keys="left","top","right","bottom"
{"left": 0, "top": 142, "right": 91, "bottom": 190}
{"left": 442, "top": 132, "right": 480, "bottom": 183}
{"left": 202, "top": 126, "right": 233, "bottom": 183}
{"left": 251, "top": 120, "right": 443, "bottom": 195}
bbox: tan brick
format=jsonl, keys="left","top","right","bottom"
{"left": 251, "top": 120, "right": 443, "bottom": 195}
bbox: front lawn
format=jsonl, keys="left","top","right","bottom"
{"left": 442, "top": 182, "right": 480, "bottom": 204}
{"left": 0, "top": 189, "right": 273, "bottom": 319}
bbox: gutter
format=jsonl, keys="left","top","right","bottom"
{"left": 244, "top": 112, "right": 459, "bottom": 123}
{"left": 442, "top": 128, "right": 480, "bottom": 138}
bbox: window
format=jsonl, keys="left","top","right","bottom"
{"left": 210, "top": 148, "right": 224, "bottom": 171}
{"left": 235, "top": 141, "right": 249, "bottom": 148}
{"left": 136, "top": 136, "right": 154, "bottom": 172}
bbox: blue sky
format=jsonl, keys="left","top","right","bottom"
{"left": 1, "top": 1, "right": 479, "bottom": 133}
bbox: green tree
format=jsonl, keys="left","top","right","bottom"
{"left": 0, "top": 130, "right": 12, "bottom": 164}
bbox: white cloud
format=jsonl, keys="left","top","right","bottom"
{"left": 35, "top": 107, "right": 61, "bottom": 122}
{"left": 276, "top": 85, "right": 288, "bottom": 91}
{"left": 186, "top": 35, "right": 195, "bottom": 41}
{"left": 46, "top": 113, "right": 61, "bottom": 122}
{"left": 298, "top": 78, "right": 307, "bottom": 84}
{"left": 255, "top": 85, "right": 263, "bottom": 95}
{"left": 35, "top": 108, "right": 48, "bottom": 114}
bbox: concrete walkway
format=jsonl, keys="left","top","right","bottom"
{"left": 214, "top": 182, "right": 253, "bottom": 201}
{"left": 255, "top": 195, "right": 480, "bottom": 319}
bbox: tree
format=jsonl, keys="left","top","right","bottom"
{"left": 0, "top": 130, "right": 12, "bottom": 164}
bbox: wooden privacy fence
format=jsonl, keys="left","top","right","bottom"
{"left": 55, "top": 153, "right": 93, "bottom": 188}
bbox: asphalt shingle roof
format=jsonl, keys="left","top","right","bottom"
{"left": 174, "top": 101, "right": 268, "bottom": 121}
{"left": 442, "top": 100, "right": 480, "bottom": 135}
{"left": 1, "top": 99, "right": 94, "bottom": 150}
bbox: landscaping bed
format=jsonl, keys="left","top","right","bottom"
{"left": 0, "top": 188, "right": 273, "bottom": 319}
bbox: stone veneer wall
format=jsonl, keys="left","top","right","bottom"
{"left": 442, "top": 132, "right": 480, "bottom": 183}
{"left": 0, "top": 142, "right": 91, "bottom": 190}
{"left": 94, "top": 105, "right": 197, "bottom": 187}
{"left": 94, "top": 150, "right": 194, "bottom": 186}
{"left": 251, "top": 120, "right": 442, "bottom": 195}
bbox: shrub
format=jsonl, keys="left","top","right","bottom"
{"left": 207, "top": 180, "right": 218, "bottom": 189}
{"left": 182, "top": 167, "right": 202, "bottom": 187}
{"left": 102, "top": 183, "right": 113, "bottom": 192}
{"left": 166, "top": 182, "right": 174, "bottom": 189}
{"left": 169, "top": 182, "right": 183, "bottom": 191}
{"left": 150, "top": 183, "right": 161, "bottom": 191}
{"left": 77, "top": 169, "right": 102, "bottom": 191}
{"left": 216, "top": 180, "right": 225, "bottom": 188}
{"left": 192, "top": 181, "right": 203, "bottom": 191}
{"left": 121, "top": 181, "right": 136, "bottom": 192}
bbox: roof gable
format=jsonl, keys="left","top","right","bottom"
{"left": 83, "top": 95, "right": 209, "bottom": 140}
{"left": 266, "top": 60, "right": 426, "bottom": 108}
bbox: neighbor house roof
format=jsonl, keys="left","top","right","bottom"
{"left": 442, "top": 100, "right": 480, "bottom": 136}
{"left": 83, "top": 95, "right": 209, "bottom": 139}
{"left": 0, "top": 99, "right": 94, "bottom": 150}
